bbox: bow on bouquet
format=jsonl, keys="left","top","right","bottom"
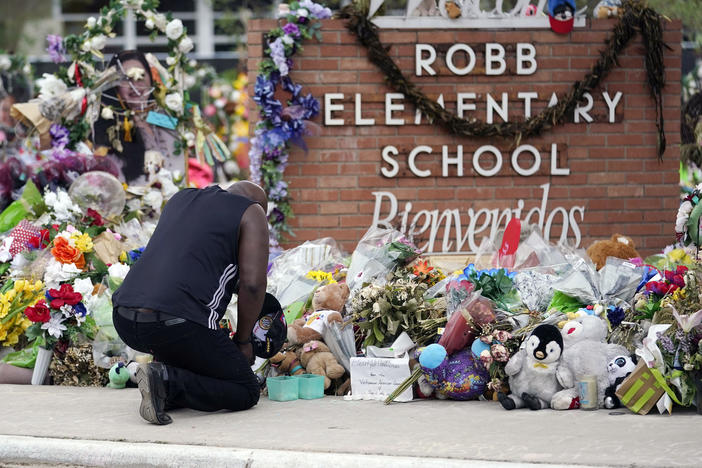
{"left": 23, "top": 282, "right": 96, "bottom": 349}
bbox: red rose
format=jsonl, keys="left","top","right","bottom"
{"left": 25, "top": 300, "right": 51, "bottom": 323}
{"left": 85, "top": 208, "right": 104, "bottom": 227}
{"left": 47, "top": 283, "right": 82, "bottom": 309}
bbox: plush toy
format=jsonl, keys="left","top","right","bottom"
{"left": 593, "top": 0, "right": 621, "bottom": 19}
{"left": 604, "top": 354, "right": 637, "bottom": 409}
{"left": 586, "top": 233, "right": 641, "bottom": 270}
{"left": 269, "top": 349, "right": 304, "bottom": 376}
{"left": 418, "top": 343, "right": 489, "bottom": 400}
{"left": 499, "top": 324, "right": 564, "bottom": 410}
{"left": 107, "top": 362, "right": 130, "bottom": 389}
{"left": 298, "top": 340, "right": 345, "bottom": 389}
{"left": 287, "top": 282, "right": 348, "bottom": 345}
{"left": 411, "top": 0, "right": 439, "bottom": 16}
{"left": 410, "top": 356, "right": 437, "bottom": 399}
{"left": 550, "top": 315, "right": 629, "bottom": 409}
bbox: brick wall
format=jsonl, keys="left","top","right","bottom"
{"left": 247, "top": 18, "right": 682, "bottom": 256}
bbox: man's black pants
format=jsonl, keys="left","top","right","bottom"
{"left": 113, "top": 307, "right": 260, "bottom": 412}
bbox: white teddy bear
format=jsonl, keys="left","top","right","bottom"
{"left": 550, "top": 315, "right": 629, "bottom": 410}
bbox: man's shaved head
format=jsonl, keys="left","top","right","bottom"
{"left": 226, "top": 180, "right": 268, "bottom": 209}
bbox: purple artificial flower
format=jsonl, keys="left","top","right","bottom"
{"left": 300, "top": 94, "right": 320, "bottom": 119}
{"left": 270, "top": 207, "right": 285, "bottom": 224}
{"left": 282, "top": 23, "right": 301, "bottom": 38}
{"left": 607, "top": 306, "right": 625, "bottom": 328}
{"left": 49, "top": 124, "right": 70, "bottom": 149}
{"left": 269, "top": 180, "right": 288, "bottom": 201}
{"left": 269, "top": 38, "right": 288, "bottom": 76}
{"left": 46, "top": 35, "right": 66, "bottom": 64}
{"left": 299, "top": 0, "right": 332, "bottom": 19}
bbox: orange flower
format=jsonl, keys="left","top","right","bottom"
{"left": 412, "top": 260, "right": 433, "bottom": 276}
{"left": 51, "top": 237, "right": 85, "bottom": 270}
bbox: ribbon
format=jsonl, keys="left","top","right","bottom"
{"left": 303, "top": 342, "right": 319, "bottom": 353}
{"left": 73, "top": 64, "right": 88, "bottom": 115}
{"left": 533, "top": 362, "right": 549, "bottom": 369}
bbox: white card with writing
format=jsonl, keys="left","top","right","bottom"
{"left": 350, "top": 356, "right": 413, "bottom": 402}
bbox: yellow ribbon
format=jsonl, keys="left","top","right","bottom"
{"left": 533, "top": 362, "right": 549, "bottom": 369}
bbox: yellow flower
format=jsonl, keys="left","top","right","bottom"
{"left": 235, "top": 104, "right": 246, "bottom": 116}
{"left": 119, "top": 251, "right": 128, "bottom": 263}
{"left": 72, "top": 232, "right": 94, "bottom": 253}
{"left": 668, "top": 248, "right": 692, "bottom": 265}
{"left": 5, "top": 331, "right": 19, "bottom": 346}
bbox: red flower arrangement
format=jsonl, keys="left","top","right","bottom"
{"left": 47, "top": 283, "right": 82, "bottom": 309}
{"left": 24, "top": 300, "right": 51, "bottom": 323}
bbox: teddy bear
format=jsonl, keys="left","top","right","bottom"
{"left": 586, "top": 233, "right": 641, "bottom": 270}
{"left": 269, "top": 349, "right": 304, "bottom": 376}
{"left": 298, "top": 340, "right": 345, "bottom": 389}
{"left": 287, "top": 282, "right": 348, "bottom": 345}
{"left": 498, "top": 324, "right": 564, "bottom": 410}
{"left": 418, "top": 343, "right": 489, "bottom": 400}
{"left": 603, "top": 354, "right": 637, "bottom": 409}
{"left": 593, "top": 0, "right": 621, "bottom": 19}
{"left": 550, "top": 315, "right": 629, "bottom": 410}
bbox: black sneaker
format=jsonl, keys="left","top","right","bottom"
{"left": 135, "top": 363, "right": 172, "bottom": 425}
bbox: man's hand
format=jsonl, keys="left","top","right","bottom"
{"left": 237, "top": 341, "right": 255, "bottom": 366}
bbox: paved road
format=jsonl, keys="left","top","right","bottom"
{"left": 0, "top": 384, "right": 699, "bottom": 467}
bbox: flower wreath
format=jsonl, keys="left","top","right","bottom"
{"left": 249, "top": 1, "right": 331, "bottom": 248}
{"left": 45, "top": 0, "right": 198, "bottom": 157}
{"left": 676, "top": 182, "right": 702, "bottom": 248}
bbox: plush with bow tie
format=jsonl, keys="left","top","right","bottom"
{"left": 499, "top": 324, "right": 564, "bottom": 410}
{"left": 297, "top": 340, "right": 345, "bottom": 390}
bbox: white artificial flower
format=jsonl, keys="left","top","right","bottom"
{"left": 126, "top": 66, "right": 145, "bottom": 81}
{"left": 43, "top": 259, "right": 82, "bottom": 289}
{"left": 0, "top": 236, "right": 13, "bottom": 262}
{"left": 680, "top": 200, "right": 693, "bottom": 216}
{"left": 36, "top": 73, "right": 68, "bottom": 99}
{"left": 184, "top": 131, "right": 195, "bottom": 147}
{"left": 166, "top": 56, "right": 177, "bottom": 66}
{"left": 156, "top": 171, "right": 179, "bottom": 199}
{"left": 178, "top": 37, "right": 194, "bottom": 54}
{"left": 297, "top": 8, "right": 309, "bottom": 18}
{"left": 42, "top": 313, "right": 67, "bottom": 339}
{"left": 86, "top": 16, "right": 97, "bottom": 28}
{"left": 91, "top": 34, "right": 107, "bottom": 51}
{"left": 22, "top": 63, "right": 31, "bottom": 75}
{"left": 60, "top": 304, "right": 74, "bottom": 319}
{"left": 108, "top": 262, "right": 131, "bottom": 281}
{"left": 126, "top": 198, "right": 141, "bottom": 212}
{"left": 145, "top": 18, "right": 155, "bottom": 30}
{"left": 188, "top": 59, "right": 197, "bottom": 68}
{"left": 143, "top": 190, "right": 164, "bottom": 211}
{"left": 154, "top": 13, "right": 167, "bottom": 31}
{"left": 281, "top": 35, "right": 294, "bottom": 46}
{"left": 44, "top": 189, "right": 81, "bottom": 222}
{"left": 184, "top": 74, "right": 196, "bottom": 89}
{"left": 101, "top": 106, "right": 114, "bottom": 120}
{"left": 73, "top": 277, "right": 94, "bottom": 298}
{"left": 0, "top": 55, "right": 11, "bottom": 71}
{"left": 166, "top": 19, "right": 184, "bottom": 40}
{"left": 164, "top": 92, "right": 183, "bottom": 114}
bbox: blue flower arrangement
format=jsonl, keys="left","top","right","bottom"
{"left": 249, "top": 1, "right": 331, "bottom": 249}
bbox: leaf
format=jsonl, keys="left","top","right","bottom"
{"left": 373, "top": 320, "right": 385, "bottom": 342}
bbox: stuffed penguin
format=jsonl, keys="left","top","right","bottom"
{"left": 603, "top": 354, "right": 637, "bottom": 409}
{"left": 498, "top": 324, "right": 564, "bottom": 410}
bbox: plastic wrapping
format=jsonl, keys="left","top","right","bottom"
{"left": 321, "top": 322, "right": 356, "bottom": 373}
{"left": 267, "top": 237, "right": 345, "bottom": 308}
{"left": 554, "top": 254, "right": 643, "bottom": 310}
{"left": 438, "top": 304, "right": 475, "bottom": 355}
{"left": 513, "top": 270, "right": 557, "bottom": 312}
{"left": 346, "top": 227, "right": 413, "bottom": 294}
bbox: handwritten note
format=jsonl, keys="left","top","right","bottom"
{"left": 350, "top": 356, "right": 412, "bottom": 402}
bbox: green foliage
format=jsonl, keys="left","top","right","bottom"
{"left": 647, "top": 0, "right": 702, "bottom": 46}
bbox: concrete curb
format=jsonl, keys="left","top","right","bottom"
{"left": 0, "top": 435, "right": 597, "bottom": 468}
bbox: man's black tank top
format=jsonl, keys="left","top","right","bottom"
{"left": 112, "top": 186, "right": 253, "bottom": 329}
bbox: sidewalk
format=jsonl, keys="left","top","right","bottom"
{"left": 0, "top": 384, "right": 699, "bottom": 467}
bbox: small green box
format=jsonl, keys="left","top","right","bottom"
{"left": 296, "top": 374, "right": 325, "bottom": 400}
{"left": 267, "top": 376, "right": 299, "bottom": 402}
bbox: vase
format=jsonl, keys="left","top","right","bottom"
{"left": 31, "top": 347, "right": 53, "bottom": 385}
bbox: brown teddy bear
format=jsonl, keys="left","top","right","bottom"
{"left": 287, "top": 282, "right": 349, "bottom": 345}
{"left": 298, "top": 340, "right": 346, "bottom": 389}
{"left": 269, "top": 349, "right": 304, "bottom": 376}
{"left": 586, "top": 234, "right": 641, "bottom": 270}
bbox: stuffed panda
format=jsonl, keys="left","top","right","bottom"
{"left": 499, "top": 324, "right": 564, "bottom": 410}
{"left": 603, "top": 354, "right": 637, "bottom": 409}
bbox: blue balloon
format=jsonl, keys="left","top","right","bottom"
{"left": 419, "top": 343, "right": 447, "bottom": 370}
{"left": 471, "top": 339, "right": 491, "bottom": 357}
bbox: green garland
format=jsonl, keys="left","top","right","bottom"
{"left": 339, "top": 0, "right": 669, "bottom": 160}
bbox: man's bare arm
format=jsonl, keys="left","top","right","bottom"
{"left": 235, "top": 203, "right": 269, "bottom": 362}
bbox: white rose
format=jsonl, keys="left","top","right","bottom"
{"left": 101, "top": 106, "right": 114, "bottom": 120}
{"left": 86, "top": 16, "right": 96, "bottom": 28}
{"left": 91, "top": 34, "right": 107, "bottom": 51}
{"left": 184, "top": 131, "right": 195, "bottom": 147}
{"left": 297, "top": 8, "right": 309, "bottom": 18}
{"left": 178, "top": 37, "right": 194, "bottom": 54}
{"left": 154, "top": 14, "right": 167, "bottom": 31}
{"left": 36, "top": 73, "right": 68, "bottom": 99}
{"left": 145, "top": 18, "right": 155, "bottom": 30}
{"left": 188, "top": 59, "right": 197, "bottom": 68}
{"left": 166, "top": 56, "right": 176, "bottom": 66}
{"left": 73, "top": 277, "right": 95, "bottom": 298}
{"left": 164, "top": 92, "right": 183, "bottom": 114}
{"left": 166, "top": 19, "right": 184, "bottom": 40}
{"left": 184, "top": 74, "right": 196, "bottom": 88}
{"left": 108, "top": 262, "right": 131, "bottom": 281}
{"left": 0, "top": 55, "right": 10, "bottom": 71}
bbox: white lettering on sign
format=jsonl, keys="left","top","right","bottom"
{"left": 371, "top": 183, "right": 585, "bottom": 254}
{"left": 324, "top": 93, "right": 344, "bottom": 126}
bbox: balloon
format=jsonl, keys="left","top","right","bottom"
{"left": 68, "top": 171, "right": 126, "bottom": 218}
